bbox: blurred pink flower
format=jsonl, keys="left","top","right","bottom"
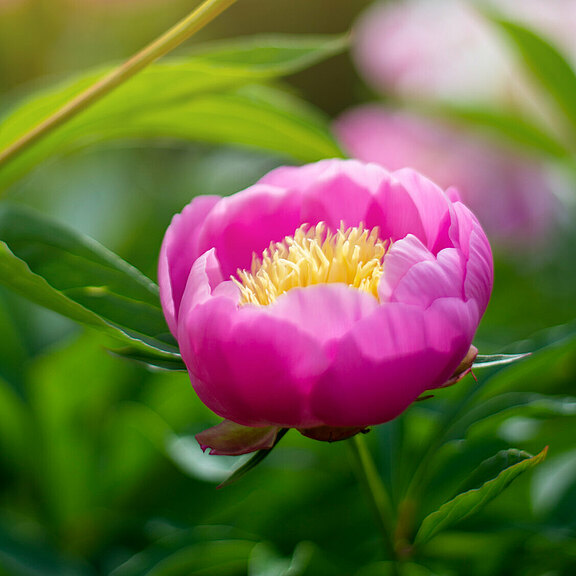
{"left": 334, "top": 106, "right": 558, "bottom": 245}
{"left": 353, "top": 0, "right": 576, "bottom": 108}
{"left": 159, "top": 159, "right": 493, "bottom": 452}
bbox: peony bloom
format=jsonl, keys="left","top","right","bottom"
{"left": 334, "top": 106, "right": 558, "bottom": 247}
{"left": 159, "top": 159, "right": 493, "bottom": 453}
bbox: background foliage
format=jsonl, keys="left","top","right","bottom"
{"left": 0, "top": 1, "right": 575, "bottom": 575}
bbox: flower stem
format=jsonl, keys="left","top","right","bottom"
{"left": 0, "top": 0, "right": 238, "bottom": 170}
{"left": 348, "top": 433, "right": 399, "bottom": 564}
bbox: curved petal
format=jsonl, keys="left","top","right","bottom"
{"left": 269, "top": 284, "right": 380, "bottom": 346}
{"left": 391, "top": 168, "right": 454, "bottom": 252}
{"left": 158, "top": 195, "right": 220, "bottom": 336}
{"left": 310, "top": 298, "right": 479, "bottom": 427}
{"left": 450, "top": 201, "right": 494, "bottom": 312}
{"left": 178, "top": 282, "right": 330, "bottom": 428}
{"left": 196, "top": 183, "right": 305, "bottom": 278}
{"left": 380, "top": 235, "right": 465, "bottom": 306}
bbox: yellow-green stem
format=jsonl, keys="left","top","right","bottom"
{"left": 0, "top": 0, "right": 237, "bottom": 169}
{"left": 348, "top": 434, "right": 400, "bottom": 567}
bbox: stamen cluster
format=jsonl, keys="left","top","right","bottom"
{"left": 234, "top": 222, "right": 390, "bottom": 306}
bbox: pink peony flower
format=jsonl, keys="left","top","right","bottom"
{"left": 159, "top": 159, "right": 493, "bottom": 453}
{"left": 334, "top": 106, "right": 558, "bottom": 246}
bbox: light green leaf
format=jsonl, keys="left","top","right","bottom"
{"left": 0, "top": 205, "right": 173, "bottom": 354}
{"left": 473, "top": 353, "right": 531, "bottom": 369}
{"left": 248, "top": 541, "right": 314, "bottom": 576}
{"left": 492, "top": 18, "right": 576, "bottom": 134}
{"left": 415, "top": 447, "right": 547, "bottom": 547}
{"left": 108, "top": 83, "right": 342, "bottom": 162}
{"left": 0, "top": 35, "right": 346, "bottom": 188}
{"left": 457, "top": 448, "right": 534, "bottom": 494}
{"left": 418, "top": 103, "right": 570, "bottom": 159}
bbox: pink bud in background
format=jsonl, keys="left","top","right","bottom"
{"left": 353, "top": 0, "right": 513, "bottom": 105}
{"left": 159, "top": 159, "right": 493, "bottom": 452}
{"left": 334, "top": 106, "right": 559, "bottom": 247}
{"left": 353, "top": 0, "right": 576, "bottom": 109}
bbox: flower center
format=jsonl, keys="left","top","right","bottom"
{"left": 233, "top": 222, "right": 391, "bottom": 306}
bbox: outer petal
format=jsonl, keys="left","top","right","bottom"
{"left": 158, "top": 195, "right": 220, "bottom": 336}
{"left": 180, "top": 278, "right": 380, "bottom": 428}
{"left": 177, "top": 260, "right": 329, "bottom": 428}
{"left": 310, "top": 298, "right": 480, "bottom": 428}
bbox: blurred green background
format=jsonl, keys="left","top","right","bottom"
{"left": 1, "top": 1, "right": 576, "bottom": 575}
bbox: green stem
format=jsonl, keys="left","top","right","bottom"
{"left": 0, "top": 0, "right": 238, "bottom": 169}
{"left": 348, "top": 434, "right": 399, "bottom": 564}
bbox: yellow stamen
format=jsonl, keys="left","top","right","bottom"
{"left": 233, "top": 222, "right": 391, "bottom": 306}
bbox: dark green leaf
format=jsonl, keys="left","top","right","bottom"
{"left": 111, "top": 346, "right": 186, "bottom": 371}
{"left": 112, "top": 539, "right": 256, "bottom": 576}
{"left": 0, "top": 205, "right": 173, "bottom": 353}
{"left": 448, "top": 392, "right": 576, "bottom": 442}
{"left": 414, "top": 447, "right": 547, "bottom": 547}
{"left": 0, "top": 522, "right": 91, "bottom": 576}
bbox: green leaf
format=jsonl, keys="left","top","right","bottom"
{"left": 473, "top": 353, "right": 531, "bottom": 369}
{"left": 110, "top": 527, "right": 258, "bottom": 576}
{"left": 414, "top": 447, "right": 548, "bottom": 547}
{"left": 457, "top": 448, "right": 534, "bottom": 493}
{"left": 187, "top": 34, "right": 348, "bottom": 74}
{"left": 416, "top": 102, "right": 570, "bottom": 159}
{"left": 0, "top": 205, "right": 173, "bottom": 353}
{"left": 492, "top": 17, "right": 576, "bottom": 134}
{"left": 111, "top": 346, "right": 186, "bottom": 371}
{"left": 115, "top": 540, "right": 256, "bottom": 576}
{"left": 248, "top": 541, "right": 314, "bottom": 576}
{"left": 0, "top": 521, "right": 91, "bottom": 576}
{"left": 0, "top": 377, "right": 30, "bottom": 469}
{"left": 0, "top": 35, "right": 346, "bottom": 188}
{"left": 448, "top": 392, "right": 576, "bottom": 442}
{"left": 108, "top": 83, "right": 342, "bottom": 163}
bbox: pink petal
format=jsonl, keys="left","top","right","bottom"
{"left": 196, "top": 183, "right": 305, "bottom": 278}
{"left": 270, "top": 284, "right": 379, "bottom": 346}
{"left": 178, "top": 290, "right": 329, "bottom": 428}
{"left": 310, "top": 298, "right": 479, "bottom": 427}
{"left": 449, "top": 202, "right": 494, "bottom": 312}
{"left": 380, "top": 235, "right": 465, "bottom": 306}
{"left": 158, "top": 195, "right": 220, "bottom": 335}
